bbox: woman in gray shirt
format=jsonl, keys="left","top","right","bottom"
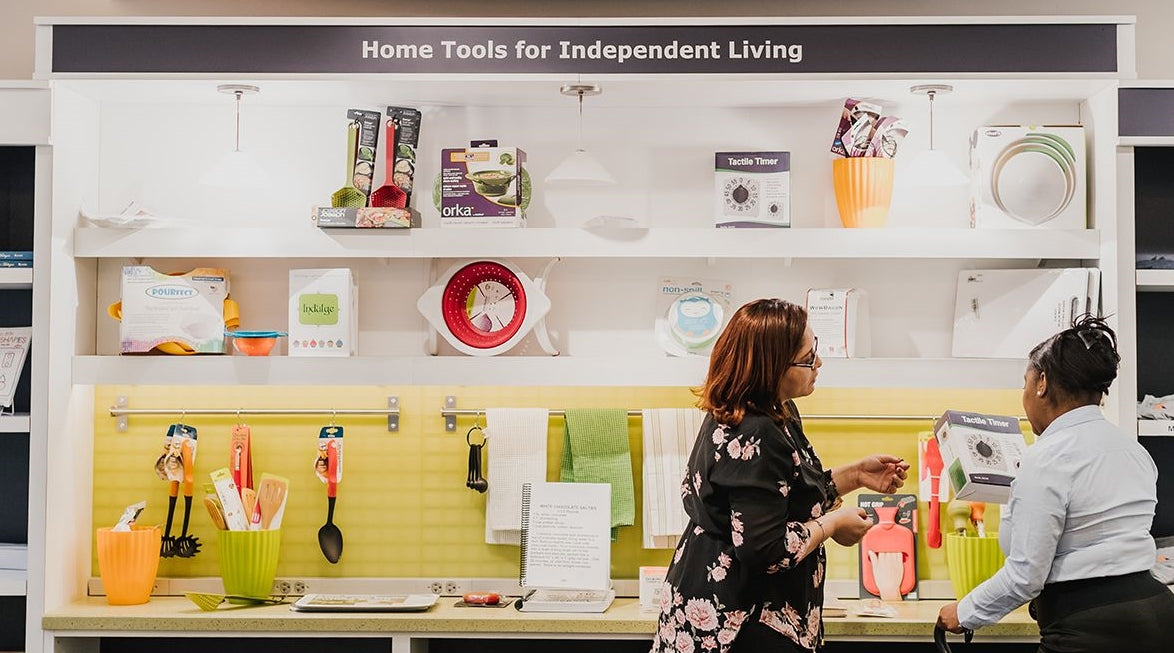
{"left": 937, "top": 315, "right": 1174, "bottom": 652}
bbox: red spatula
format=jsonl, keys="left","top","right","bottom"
{"left": 925, "top": 437, "right": 945, "bottom": 548}
{"left": 369, "top": 118, "right": 407, "bottom": 208}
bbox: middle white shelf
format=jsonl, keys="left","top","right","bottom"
{"left": 73, "top": 355, "right": 1028, "bottom": 388}
{"left": 73, "top": 227, "right": 1102, "bottom": 260}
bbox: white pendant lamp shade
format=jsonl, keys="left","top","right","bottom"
{"left": 905, "top": 84, "right": 968, "bottom": 188}
{"left": 545, "top": 83, "right": 617, "bottom": 187}
{"left": 199, "top": 84, "right": 271, "bottom": 189}
{"left": 546, "top": 149, "right": 617, "bottom": 186}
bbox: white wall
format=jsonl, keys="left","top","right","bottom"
{"left": 2, "top": 0, "right": 1173, "bottom": 80}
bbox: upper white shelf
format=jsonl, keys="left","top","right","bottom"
{"left": 1137, "top": 270, "right": 1174, "bottom": 290}
{"left": 0, "top": 571, "right": 25, "bottom": 596}
{"left": 0, "top": 268, "right": 32, "bottom": 289}
{"left": 73, "top": 355, "right": 1027, "bottom": 389}
{"left": 73, "top": 227, "right": 1101, "bottom": 260}
{"left": 1138, "top": 420, "right": 1174, "bottom": 436}
{"left": 0, "top": 415, "right": 31, "bottom": 433}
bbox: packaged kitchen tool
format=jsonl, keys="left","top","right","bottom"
{"left": 714, "top": 151, "right": 791, "bottom": 228}
{"left": 111, "top": 501, "right": 147, "bottom": 532}
{"left": 831, "top": 98, "right": 883, "bottom": 158}
{"left": 210, "top": 467, "right": 250, "bottom": 531}
{"left": 289, "top": 268, "right": 358, "bottom": 357}
{"left": 440, "top": 145, "right": 527, "bottom": 227}
{"left": 386, "top": 106, "right": 422, "bottom": 207}
{"left": 933, "top": 410, "right": 1027, "bottom": 503}
{"left": 312, "top": 206, "right": 410, "bottom": 229}
{"left": 804, "top": 288, "right": 871, "bottom": 358}
{"left": 346, "top": 109, "right": 382, "bottom": 203}
{"left": 970, "top": 125, "right": 1086, "bottom": 229}
{"left": 114, "top": 266, "right": 231, "bottom": 354}
{"left": 857, "top": 493, "right": 918, "bottom": 600}
{"left": 654, "top": 277, "right": 734, "bottom": 357}
{"left": 315, "top": 426, "right": 344, "bottom": 563}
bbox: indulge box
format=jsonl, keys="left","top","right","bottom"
{"left": 714, "top": 151, "right": 791, "bottom": 228}
{"left": 440, "top": 146, "right": 526, "bottom": 227}
{"left": 933, "top": 410, "right": 1027, "bottom": 503}
{"left": 970, "top": 125, "right": 1086, "bottom": 229}
{"left": 289, "top": 269, "right": 358, "bottom": 357}
{"left": 118, "top": 266, "right": 229, "bottom": 354}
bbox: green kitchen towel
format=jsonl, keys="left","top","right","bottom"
{"left": 561, "top": 408, "right": 635, "bottom": 538}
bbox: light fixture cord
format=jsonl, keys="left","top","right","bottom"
{"left": 233, "top": 90, "right": 243, "bottom": 153}
{"left": 577, "top": 90, "right": 585, "bottom": 149}
{"left": 927, "top": 90, "right": 936, "bottom": 151}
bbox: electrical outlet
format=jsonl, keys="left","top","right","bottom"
{"left": 273, "top": 579, "right": 293, "bottom": 595}
{"left": 443, "top": 580, "right": 463, "bottom": 595}
{"left": 428, "top": 581, "right": 444, "bottom": 594}
{"left": 293, "top": 580, "right": 309, "bottom": 595}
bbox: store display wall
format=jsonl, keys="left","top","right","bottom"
{"left": 91, "top": 385, "right": 1022, "bottom": 583}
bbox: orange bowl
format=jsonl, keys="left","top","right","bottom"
{"left": 226, "top": 331, "right": 285, "bottom": 356}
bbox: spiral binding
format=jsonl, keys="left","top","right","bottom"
{"left": 518, "top": 481, "right": 532, "bottom": 587}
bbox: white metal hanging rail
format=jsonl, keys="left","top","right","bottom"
{"left": 110, "top": 395, "right": 400, "bottom": 432}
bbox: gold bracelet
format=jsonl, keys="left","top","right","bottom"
{"left": 810, "top": 518, "right": 827, "bottom": 542}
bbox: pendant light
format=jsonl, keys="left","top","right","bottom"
{"left": 545, "top": 83, "right": 617, "bottom": 186}
{"left": 199, "top": 84, "right": 271, "bottom": 188}
{"left": 904, "top": 84, "right": 968, "bottom": 187}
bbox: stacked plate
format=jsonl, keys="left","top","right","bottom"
{"left": 988, "top": 131, "right": 1079, "bottom": 226}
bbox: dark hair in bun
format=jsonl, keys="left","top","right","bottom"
{"left": 1028, "top": 314, "right": 1119, "bottom": 400}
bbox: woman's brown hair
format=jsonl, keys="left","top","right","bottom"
{"left": 697, "top": 298, "right": 808, "bottom": 426}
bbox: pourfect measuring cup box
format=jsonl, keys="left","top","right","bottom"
{"left": 289, "top": 268, "right": 358, "bottom": 357}
{"left": 118, "top": 266, "right": 229, "bottom": 354}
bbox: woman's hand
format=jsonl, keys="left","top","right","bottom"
{"left": 856, "top": 455, "right": 910, "bottom": 494}
{"left": 937, "top": 602, "right": 966, "bottom": 633}
{"left": 826, "top": 506, "right": 873, "bottom": 546}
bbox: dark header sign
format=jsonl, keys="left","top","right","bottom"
{"left": 1119, "top": 88, "right": 1174, "bottom": 137}
{"left": 51, "top": 22, "right": 1119, "bottom": 75}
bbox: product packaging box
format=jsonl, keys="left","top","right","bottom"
{"left": 347, "top": 108, "right": 382, "bottom": 203}
{"left": 289, "top": 269, "right": 358, "bottom": 357}
{"left": 804, "top": 288, "right": 870, "bottom": 358}
{"left": 440, "top": 146, "right": 527, "bottom": 227}
{"left": 118, "top": 266, "right": 229, "bottom": 354}
{"left": 714, "top": 151, "right": 791, "bottom": 228}
{"left": 970, "top": 125, "right": 1086, "bottom": 229}
{"left": 312, "top": 206, "right": 412, "bottom": 229}
{"left": 933, "top": 410, "right": 1027, "bottom": 503}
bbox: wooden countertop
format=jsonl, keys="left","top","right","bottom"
{"left": 44, "top": 597, "right": 1038, "bottom": 641}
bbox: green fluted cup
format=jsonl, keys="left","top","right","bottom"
{"left": 218, "top": 529, "right": 281, "bottom": 603}
{"left": 945, "top": 532, "right": 1005, "bottom": 599}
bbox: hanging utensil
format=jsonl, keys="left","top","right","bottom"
{"left": 466, "top": 423, "right": 488, "bottom": 493}
{"left": 317, "top": 439, "right": 344, "bottom": 563}
{"left": 925, "top": 437, "right": 945, "bottom": 548}
{"left": 174, "top": 433, "right": 202, "bottom": 557}
{"left": 160, "top": 480, "right": 179, "bottom": 557}
{"left": 369, "top": 118, "right": 408, "bottom": 208}
{"left": 230, "top": 423, "right": 252, "bottom": 496}
{"left": 331, "top": 121, "right": 366, "bottom": 208}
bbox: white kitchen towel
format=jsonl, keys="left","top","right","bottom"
{"left": 641, "top": 408, "right": 704, "bottom": 548}
{"left": 484, "top": 408, "right": 550, "bottom": 545}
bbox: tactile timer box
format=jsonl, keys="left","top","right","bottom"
{"left": 289, "top": 269, "right": 358, "bottom": 357}
{"left": 714, "top": 151, "right": 791, "bottom": 228}
{"left": 933, "top": 410, "right": 1027, "bottom": 504}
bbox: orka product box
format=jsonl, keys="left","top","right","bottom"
{"left": 933, "top": 410, "right": 1027, "bottom": 504}
{"left": 118, "top": 266, "right": 229, "bottom": 354}
{"left": 289, "top": 268, "right": 358, "bottom": 357}
{"left": 440, "top": 146, "right": 526, "bottom": 227}
{"left": 714, "top": 151, "right": 790, "bottom": 228}
{"left": 969, "top": 125, "right": 1086, "bottom": 229}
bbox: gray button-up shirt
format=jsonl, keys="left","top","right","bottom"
{"left": 958, "top": 405, "right": 1159, "bottom": 629}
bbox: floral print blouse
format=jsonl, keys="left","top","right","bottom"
{"left": 651, "top": 407, "right": 839, "bottom": 653}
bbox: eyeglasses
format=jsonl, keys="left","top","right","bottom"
{"left": 792, "top": 336, "right": 819, "bottom": 369}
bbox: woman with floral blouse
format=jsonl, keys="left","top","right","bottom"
{"left": 650, "top": 298, "right": 910, "bottom": 653}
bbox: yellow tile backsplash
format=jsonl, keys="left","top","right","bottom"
{"left": 92, "top": 385, "right": 1025, "bottom": 585}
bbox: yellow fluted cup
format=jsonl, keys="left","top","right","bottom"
{"left": 832, "top": 157, "right": 895, "bottom": 228}
{"left": 218, "top": 529, "right": 281, "bottom": 603}
{"left": 96, "top": 526, "right": 162, "bottom": 605}
{"left": 945, "top": 533, "right": 1005, "bottom": 599}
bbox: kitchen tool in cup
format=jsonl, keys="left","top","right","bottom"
{"left": 97, "top": 526, "right": 162, "bottom": 605}
{"left": 331, "top": 121, "right": 366, "bottom": 208}
{"left": 217, "top": 528, "right": 281, "bottom": 604}
{"left": 256, "top": 474, "right": 289, "bottom": 530}
{"left": 317, "top": 440, "right": 343, "bottom": 563}
{"left": 369, "top": 119, "right": 408, "bottom": 208}
{"left": 203, "top": 496, "right": 227, "bottom": 530}
{"left": 185, "top": 591, "right": 287, "bottom": 611}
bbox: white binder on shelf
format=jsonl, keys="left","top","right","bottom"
{"left": 951, "top": 268, "right": 1100, "bottom": 359}
{"left": 517, "top": 481, "right": 615, "bottom": 613}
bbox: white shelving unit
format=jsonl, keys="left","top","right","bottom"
{"left": 0, "top": 574, "right": 25, "bottom": 597}
{"left": 0, "top": 416, "right": 31, "bottom": 433}
{"left": 0, "top": 269, "right": 31, "bottom": 290}
{"left": 32, "top": 15, "right": 1138, "bottom": 653}
{"left": 1137, "top": 269, "right": 1174, "bottom": 291}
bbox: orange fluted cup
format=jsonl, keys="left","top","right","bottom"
{"left": 96, "top": 526, "right": 162, "bottom": 605}
{"left": 832, "top": 157, "right": 895, "bottom": 228}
